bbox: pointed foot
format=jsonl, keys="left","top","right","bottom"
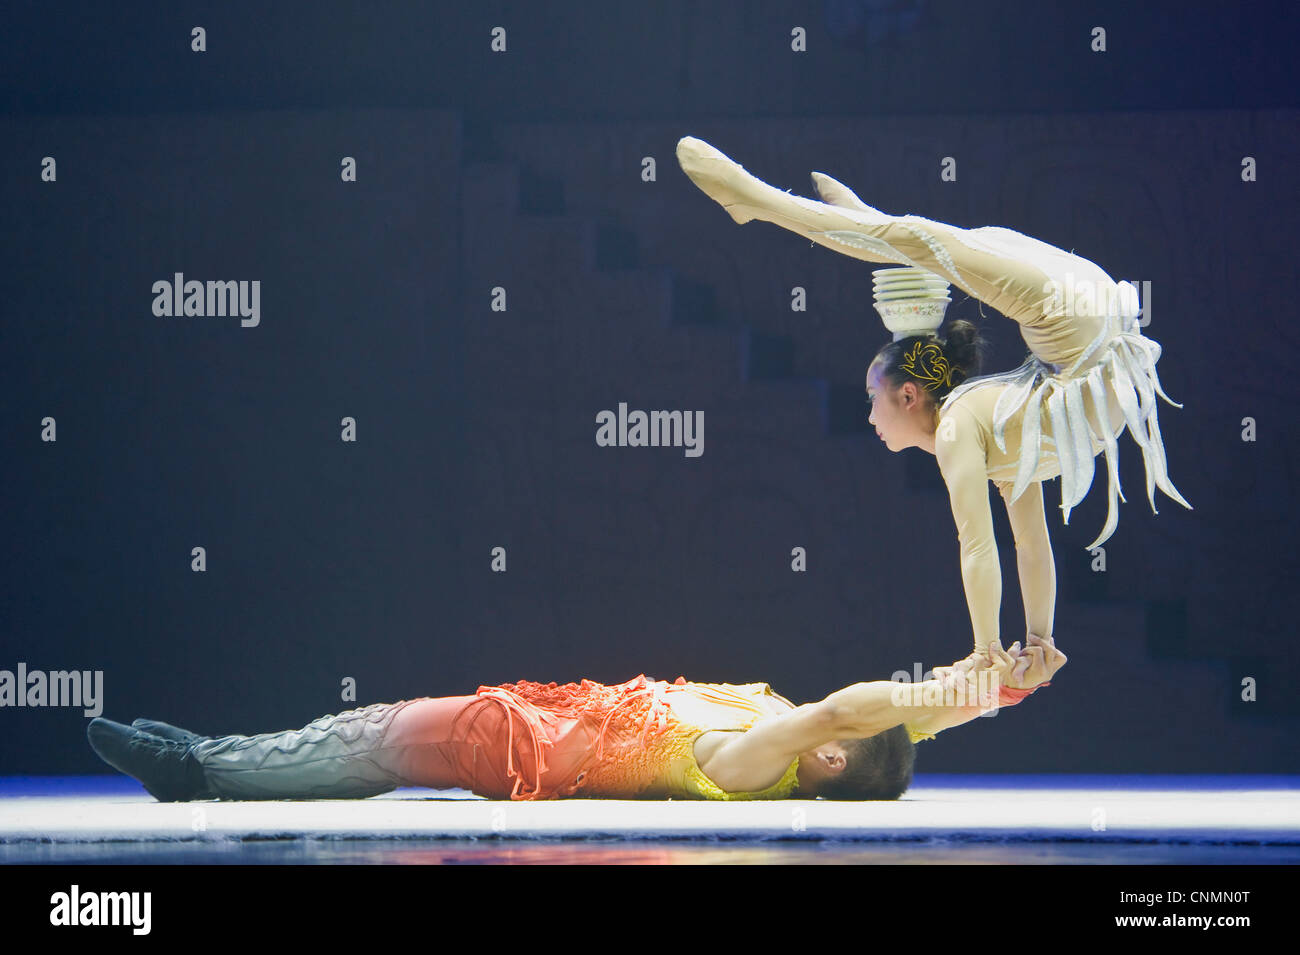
{"left": 810, "top": 171, "right": 883, "bottom": 216}
{"left": 676, "top": 136, "right": 759, "bottom": 224}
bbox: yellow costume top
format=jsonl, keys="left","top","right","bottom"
{"left": 653, "top": 680, "right": 803, "bottom": 800}
{"left": 579, "top": 677, "right": 802, "bottom": 800}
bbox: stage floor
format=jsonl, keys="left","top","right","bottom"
{"left": 4, "top": 775, "right": 1298, "bottom": 864}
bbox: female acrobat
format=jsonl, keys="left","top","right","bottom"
{"left": 677, "top": 136, "right": 1191, "bottom": 656}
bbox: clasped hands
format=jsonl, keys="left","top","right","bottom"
{"left": 931, "top": 634, "right": 1067, "bottom": 695}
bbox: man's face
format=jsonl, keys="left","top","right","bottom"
{"left": 796, "top": 741, "right": 848, "bottom": 795}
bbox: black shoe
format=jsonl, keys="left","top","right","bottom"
{"left": 87, "top": 718, "right": 208, "bottom": 802}
{"left": 130, "top": 718, "right": 206, "bottom": 746}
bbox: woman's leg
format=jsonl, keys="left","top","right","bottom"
{"left": 676, "top": 137, "right": 1121, "bottom": 372}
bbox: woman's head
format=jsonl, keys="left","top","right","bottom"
{"left": 866, "top": 319, "right": 985, "bottom": 452}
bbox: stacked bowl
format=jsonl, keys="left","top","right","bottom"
{"left": 872, "top": 267, "right": 952, "bottom": 340}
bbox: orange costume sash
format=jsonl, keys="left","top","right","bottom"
{"left": 469, "top": 675, "right": 800, "bottom": 800}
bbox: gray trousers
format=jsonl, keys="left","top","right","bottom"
{"left": 189, "top": 700, "right": 421, "bottom": 800}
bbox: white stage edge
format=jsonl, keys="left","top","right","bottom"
{"left": 5, "top": 785, "right": 1298, "bottom": 844}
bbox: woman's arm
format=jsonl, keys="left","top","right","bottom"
{"left": 996, "top": 479, "right": 1057, "bottom": 641}
{"left": 935, "top": 405, "right": 1004, "bottom": 654}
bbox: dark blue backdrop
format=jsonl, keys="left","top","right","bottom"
{"left": 2, "top": 0, "right": 1297, "bottom": 774}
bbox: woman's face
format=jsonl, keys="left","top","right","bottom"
{"left": 866, "top": 361, "right": 914, "bottom": 452}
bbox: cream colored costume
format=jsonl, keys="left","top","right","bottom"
{"left": 676, "top": 136, "right": 1192, "bottom": 652}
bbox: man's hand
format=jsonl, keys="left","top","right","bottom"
{"left": 1007, "top": 633, "right": 1067, "bottom": 688}
{"left": 929, "top": 643, "right": 1011, "bottom": 709}
{"left": 930, "top": 651, "right": 982, "bottom": 689}
{"left": 932, "top": 646, "right": 997, "bottom": 687}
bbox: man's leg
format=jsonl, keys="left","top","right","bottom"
{"left": 186, "top": 695, "right": 526, "bottom": 799}
{"left": 375, "top": 695, "right": 534, "bottom": 799}
{"left": 131, "top": 718, "right": 202, "bottom": 744}
{"left": 186, "top": 700, "right": 421, "bottom": 800}
{"left": 92, "top": 696, "right": 531, "bottom": 801}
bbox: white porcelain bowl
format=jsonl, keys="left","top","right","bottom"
{"left": 872, "top": 267, "right": 943, "bottom": 279}
{"left": 874, "top": 298, "right": 950, "bottom": 339}
{"left": 874, "top": 289, "right": 952, "bottom": 302}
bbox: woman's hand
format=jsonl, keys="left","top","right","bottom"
{"left": 982, "top": 641, "right": 1022, "bottom": 689}
{"left": 938, "top": 644, "right": 1013, "bottom": 683}
{"left": 957, "top": 636, "right": 1068, "bottom": 690}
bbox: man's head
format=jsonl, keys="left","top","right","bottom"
{"left": 795, "top": 725, "right": 916, "bottom": 800}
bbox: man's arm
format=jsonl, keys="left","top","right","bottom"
{"left": 700, "top": 640, "right": 1068, "bottom": 792}
{"left": 698, "top": 652, "right": 1009, "bottom": 793}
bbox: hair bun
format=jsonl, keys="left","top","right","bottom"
{"left": 870, "top": 320, "right": 987, "bottom": 402}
